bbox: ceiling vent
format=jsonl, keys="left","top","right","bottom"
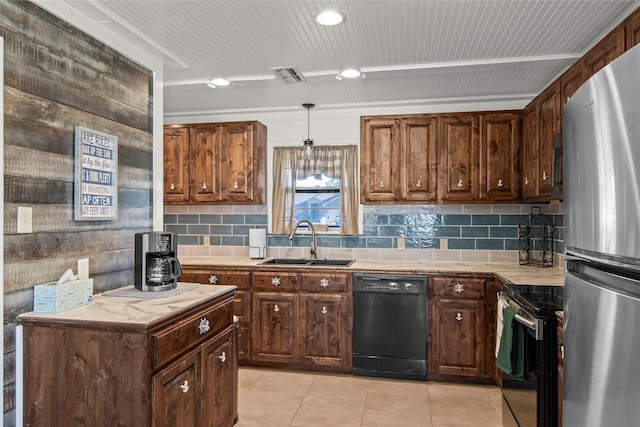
{"left": 270, "top": 66, "right": 307, "bottom": 84}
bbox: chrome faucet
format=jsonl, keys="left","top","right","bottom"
{"left": 288, "top": 219, "right": 317, "bottom": 259}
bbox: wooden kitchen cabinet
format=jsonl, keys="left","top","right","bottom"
{"left": 360, "top": 115, "right": 438, "bottom": 203}
{"left": 479, "top": 112, "right": 521, "bottom": 201}
{"left": 439, "top": 114, "right": 480, "bottom": 202}
{"left": 429, "top": 276, "right": 486, "bottom": 379}
{"left": 19, "top": 286, "right": 236, "bottom": 427}
{"left": 180, "top": 268, "right": 252, "bottom": 361}
{"left": 252, "top": 291, "right": 298, "bottom": 364}
{"left": 582, "top": 27, "right": 625, "bottom": 79}
{"left": 163, "top": 126, "right": 190, "bottom": 203}
{"left": 163, "top": 121, "right": 266, "bottom": 205}
{"left": 626, "top": 9, "right": 640, "bottom": 49}
{"left": 537, "top": 83, "right": 560, "bottom": 199}
{"left": 521, "top": 102, "right": 539, "bottom": 199}
{"left": 560, "top": 60, "right": 585, "bottom": 110}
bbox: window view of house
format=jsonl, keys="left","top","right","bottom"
{"left": 294, "top": 174, "right": 340, "bottom": 228}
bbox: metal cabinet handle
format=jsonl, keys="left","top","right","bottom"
{"left": 560, "top": 345, "right": 564, "bottom": 359}
{"left": 234, "top": 182, "right": 239, "bottom": 189}
{"left": 202, "top": 182, "right": 208, "bottom": 189}
{"left": 198, "top": 318, "right": 210, "bottom": 334}
{"left": 272, "top": 276, "right": 281, "bottom": 287}
{"left": 524, "top": 177, "right": 530, "bottom": 185}
{"left": 379, "top": 181, "right": 384, "bottom": 188}
{"left": 453, "top": 282, "right": 465, "bottom": 293}
{"left": 542, "top": 171, "right": 548, "bottom": 181}
{"left": 497, "top": 179, "right": 504, "bottom": 187}
{"left": 209, "top": 275, "right": 218, "bottom": 284}
{"left": 219, "top": 351, "right": 227, "bottom": 363}
{"left": 181, "top": 380, "right": 189, "bottom": 393}
{"left": 416, "top": 180, "right": 422, "bottom": 188}
{"left": 274, "top": 304, "right": 280, "bottom": 312}
{"left": 456, "top": 313, "right": 463, "bottom": 321}
{"left": 456, "top": 179, "right": 463, "bottom": 187}
{"left": 320, "top": 278, "right": 330, "bottom": 288}
{"left": 170, "top": 183, "right": 176, "bottom": 190}
{"left": 321, "top": 306, "right": 328, "bottom": 314}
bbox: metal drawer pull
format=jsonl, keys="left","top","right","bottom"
{"left": 181, "top": 380, "right": 189, "bottom": 393}
{"left": 322, "top": 306, "right": 328, "bottom": 314}
{"left": 209, "top": 275, "right": 218, "bottom": 284}
{"left": 274, "top": 304, "right": 280, "bottom": 312}
{"left": 456, "top": 313, "right": 463, "bottom": 321}
{"left": 202, "top": 182, "right": 208, "bottom": 189}
{"left": 219, "top": 351, "right": 226, "bottom": 363}
{"left": 542, "top": 171, "right": 548, "bottom": 181}
{"left": 456, "top": 179, "right": 463, "bottom": 187}
{"left": 170, "top": 183, "right": 176, "bottom": 190}
{"left": 379, "top": 180, "right": 384, "bottom": 188}
{"left": 497, "top": 179, "right": 504, "bottom": 187}
{"left": 561, "top": 345, "right": 564, "bottom": 359}
{"left": 272, "top": 276, "right": 281, "bottom": 286}
{"left": 454, "top": 282, "right": 465, "bottom": 293}
{"left": 525, "top": 177, "right": 530, "bottom": 185}
{"left": 416, "top": 180, "right": 422, "bottom": 188}
{"left": 234, "top": 182, "right": 239, "bottom": 189}
{"left": 198, "top": 318, "right": 210, "bottom": 334}
{"left": 320, "top": 278, "right": 330, "bottom": 288}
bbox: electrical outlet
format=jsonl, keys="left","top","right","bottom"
{"left": 78, "top": 258, "right": 89, "bottom": 280}
{"left": 440, "top": 238, "right": 448, "bottom": 250}
{"left": 203, "top": 235, "right": 210, "bottom": 246}
{"left": 397, "top": 237, "right": 405, "bottom": 250}
{"left": 17, "top": 207, "right": 33, "bottom": 233}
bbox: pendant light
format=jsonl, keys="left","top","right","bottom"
{"left": 302, "top": 103, "right": 315, "bottom": 157}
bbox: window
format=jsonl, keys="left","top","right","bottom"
{"left": 294, "top": 174, "right": 340, "bottom": 229}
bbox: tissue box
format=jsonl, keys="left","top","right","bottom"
{"left": 33, "top": 279, "right": 94, "bottom": 313}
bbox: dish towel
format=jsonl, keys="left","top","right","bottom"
{"left": 496, "top": 306, "right": 526, "bottom": 378}
{"left": 495, "top": 297, "right": 508, "bottom": 358}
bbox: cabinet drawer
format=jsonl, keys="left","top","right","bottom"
{"left": 181, "top": 270, "right": 250, "bottom": 289}
{"left": 152, "top": 299, "right": 233, "bottom": 369}
{"left": 432, "top": 277, "right": 485, "bottom": 298}
{"left": 300, "top": 272, "right": 349, "bottom": 292}
{"left": 252, "top": 271, "right": 298, "bottom": 291}
{"left": 234, "top": 290, "right": 250, "bottom": 322}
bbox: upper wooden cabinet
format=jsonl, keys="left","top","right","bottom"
{"left": 626, "top": 8, "right": 640, "bottom": 49}
{"left": 521, "top": 102, "right": 539, "bottom": 199}
{"left": 537, "top": 83, "right": 560, "bottom": 199}
{"left": 164, "top": 121, "right": 267, "bottom": 205}
{"left": 479, "top": 113, "right": 521, "bottom": 201}
{"left": 360, "top": 115, "right": 438, "bottom": 203}
{"left": 439, "top": 114, "right": 480, "bottom": 202}
{"left": 582, "top": 27, "right": 625, "bottom": 79}
{"left": 560, "top": 59, "right": 585, "bottom": 110}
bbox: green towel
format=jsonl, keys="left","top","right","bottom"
{"left": 496, "top": 306, "right": 526, "bottom": 378}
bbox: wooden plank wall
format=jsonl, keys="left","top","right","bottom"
{"left": 1, "top": 0, "right": 154, "bottom": 419}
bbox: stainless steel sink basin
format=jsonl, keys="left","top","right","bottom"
{"left": 258, "top": 258, "right": 354, "bottom": 267}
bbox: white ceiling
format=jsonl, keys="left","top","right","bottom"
{"left": 59, "top": 1, "right": 640, "bottom": 116}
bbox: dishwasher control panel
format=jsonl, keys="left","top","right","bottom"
{"left": 354, "top": 274, "right": 428, "bottom": 295}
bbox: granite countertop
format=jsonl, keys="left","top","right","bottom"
{"left": 179, "top": 256, "right": 565, "bottom": 286}
{"left": 18, "top": 283, "right": 237, "bottom": 328}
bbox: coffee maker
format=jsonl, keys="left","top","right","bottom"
{"left": 134, "top": 232, "right": 182, "bottom": 291}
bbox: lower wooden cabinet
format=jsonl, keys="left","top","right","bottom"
{"left": 429, "top": 276, "right": 487, "bottom": 379}
{"left": 252, "top": 291, "right": 298, "bottom": 364}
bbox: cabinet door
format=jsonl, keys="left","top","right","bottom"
{"left": 190, "top": 125, "right": 224, "bottom": 202}
{"left": 300, "top": 293, "right": 348, "bottom": 367}
{"left": 401, "top": 116, "right": 438, "bottom": 201}
{"left": 152, "top": 350, "right": 200, "bottom": 427}
{"left": 480, "top": 113, "right": 521, "bottom": 201}
{"left": 163, "top": 126, "right": 190, "bottom": 203}
{"left": 201, "top": 329, "right": 235, "bottom": 427}
{"left": 560, "top": 60, "right": 584, "bottom": 110}
{"left": 538, "top": 83, "right": 559, "bottom": 198}
{"left": 626, "top": 10, "right": 640, "bottom": 49}
{"left": 234, "top": 290, "right": 251, "bottom": 361}
{"left": 431, "top": 298, "right": 485, "bottom": 377}
{"left": 582, "top": 27, "right": 625, "bottom": 79}
{"left": 439, "top": 115, "right": 479, "bottom": 201}
{"left": 360, "top": 116, "right": 400, "bottom": 202}
{"left": 221, "top": 122, "right": 255, "bottom": 203}
{"left": 521, "top": 103, "right": 539, "bottom": 199}
{"left": 252, "top": 292, "right": 298, "bottom": 363}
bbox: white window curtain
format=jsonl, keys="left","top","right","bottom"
{"left": 272, "top": 145, "right": 359, "bottom": 235}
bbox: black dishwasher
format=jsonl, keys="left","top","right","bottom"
{"left": 352, "top": 273, "right": 428, "bottom": 381}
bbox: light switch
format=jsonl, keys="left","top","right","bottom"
{"left": 17, "top": 207, "right": 33, "bottom": 233}
{"left": 397, "top": 237, "right": 405, "bottom": 250}
{"left": 440, "top": 238, "right": 448, "bottom": 250}
{"left": 78, "top": 258, "right": 89, "bottom": 280}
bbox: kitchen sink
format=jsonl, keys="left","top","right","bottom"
{"left": 258, "top": 258, "right": 354, "bottom": 267}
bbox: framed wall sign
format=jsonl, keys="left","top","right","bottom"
{"left": 74, "top": 126, "right": 118, "bottom": 221}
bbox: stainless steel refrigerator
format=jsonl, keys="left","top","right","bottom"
{"left": 563, "top": 43, "right": 640, "bottom": 427}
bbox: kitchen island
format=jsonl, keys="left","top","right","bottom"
{"left": 18, "top": 283, "right": 237, "bottom": 427}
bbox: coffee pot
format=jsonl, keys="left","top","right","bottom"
{"left": 134, "top": 232, "right": 182, "bottom": 291}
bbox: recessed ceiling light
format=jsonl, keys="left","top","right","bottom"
{"left": 338, "top": 68, "right": 361, "bottom": 79}
{"left": 206, "top": 78, "right": 230, "bottom": 88}
{"left": 316, "top": 10, "right": 345, "bottom": 26}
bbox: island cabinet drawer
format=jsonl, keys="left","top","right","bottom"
{"left": 181, "top": 270, "right": 250, "bottom": 289}
{"left": 152, "top": 299, "right": 233, "bottom": 369}
{"left": 431, "top": 277, "right": 485, "bottom": 299}
{"left": 300, "top": 272, "right": 349, "bottom": 292}
{"left": 252, "top": 271, "right": 298, "bottom": 291}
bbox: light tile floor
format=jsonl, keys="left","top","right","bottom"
{"left": 236, "top": 368, "right": 503, "bottom": 427}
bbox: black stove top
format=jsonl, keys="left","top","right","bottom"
{"left": 504, "top": 284, "right": 564, "bottom": 316}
